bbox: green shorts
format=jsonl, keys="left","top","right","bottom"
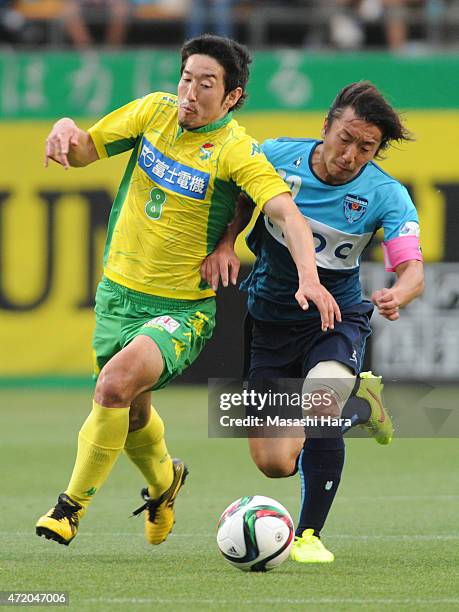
{"left": 92, "top": 277, "right": 216, "bottom": 390}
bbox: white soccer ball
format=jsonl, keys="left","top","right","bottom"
{"left": 216, "top": 495, "right": 294, "bottom": 572}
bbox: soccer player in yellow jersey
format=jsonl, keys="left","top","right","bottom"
{"left": 35, "top": 34, "right": 340, "bottom": 547}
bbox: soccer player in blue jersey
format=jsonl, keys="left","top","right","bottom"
{"left": 202, "top": 81, "right": 424, "bottom": 563}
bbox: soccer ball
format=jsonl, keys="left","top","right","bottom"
{"left": 216, "top": 495, "right": 294, "bottom": 572}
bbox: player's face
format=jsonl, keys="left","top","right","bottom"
{"left": 178, "top": 54, "right": 242, "bottom": 130}
{"left": 317, "top": 107, "right": 382, "bottom": 184}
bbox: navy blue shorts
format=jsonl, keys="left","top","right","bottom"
{"left": 244, "top": 302, "right": 374, "bottom": 379}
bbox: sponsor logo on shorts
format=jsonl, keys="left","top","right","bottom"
{"left": 143, "top": 315, "right": 180, "bottom": 333}
{"left": 343, "top": 194, "right": 368, "bottom": 224}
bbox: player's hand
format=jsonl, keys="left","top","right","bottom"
{"left": 295, "top": 281, "right": 341, "bottom": 332}
{"left": 45, "top": 118, "right": 80, "bottom": 170}
{"left": 371, "top": 287, "right": 400, "bottom": 321}
{"left": 201, "top": 241, "right": 240, "bottom": 291}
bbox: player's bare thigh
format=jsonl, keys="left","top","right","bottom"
{"left": 94, "top": 335, "right": 164, "bottom": 410}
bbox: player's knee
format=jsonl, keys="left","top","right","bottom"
{"left": 303, "top": 361, "right": 356, "bottom": 418}
{"left": 94, "top": 367, "right": 133, "bottom": 407}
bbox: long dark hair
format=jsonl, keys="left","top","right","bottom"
{"left": 326, "top": 81, "right": 414, "bottom": 155}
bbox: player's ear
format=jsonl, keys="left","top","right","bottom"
{"left": 225, "top": 87, "right": 242, "bottom": 110}
{"left": 322, "top": 118, "right": 329, "bottom": 138}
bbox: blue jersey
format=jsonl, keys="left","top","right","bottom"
{"left": 241, "top": 138, "right": 420, "bottom": 322}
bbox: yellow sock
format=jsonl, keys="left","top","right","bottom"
{"left": 124, "top": 406, "right": 173, "bottom": 499}
{"left": 65, "top": 401, "right": 130, "bottom": 514}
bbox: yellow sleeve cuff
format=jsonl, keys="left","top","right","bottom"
{"left": 87, "top": 127, "right": 108, "bottom": 160}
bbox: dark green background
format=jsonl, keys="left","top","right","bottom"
{"left": 1, "top": 51, "right": 458, "bottom": 119}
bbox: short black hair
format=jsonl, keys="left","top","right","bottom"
{"left": 326, "top": 81, "right": 413, "bottom": 155}
{"left": 180, "top": 34, "right": 251, "bottom": 112}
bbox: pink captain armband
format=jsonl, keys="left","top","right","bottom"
{"left": 382, "top": 235, "right": 423, "bottom": 272}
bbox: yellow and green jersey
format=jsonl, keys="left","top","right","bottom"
{"left": 88, "top": 92, "right": 289, "bottom": 300}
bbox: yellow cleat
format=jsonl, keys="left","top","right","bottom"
{"left": 290, "top": 529, "right": 335, "bottom": 563}
{"left": 132, "top": 458, "right": 188, "bottom": 545}
{"left": 357, "top": 371, "right": 394, "bottom": 445}
{"left": 35, "top": 494, "right": 82, "bottom": 546}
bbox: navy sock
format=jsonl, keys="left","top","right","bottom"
{"left": 296, "top": 436, "right": 345, "bottom": 538}
{"left": 342, "top": 396, "right": 371, "bottom": 425}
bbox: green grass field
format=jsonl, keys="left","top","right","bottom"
{"left": 1, "top": 386, "right": 458, "bottom": 611}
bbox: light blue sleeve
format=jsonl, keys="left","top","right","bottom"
{"left": 261, "top": 138, "right": 277, "bottom": 163}
{"left": 380, "top": 183, "right": 420, "bottom": 241}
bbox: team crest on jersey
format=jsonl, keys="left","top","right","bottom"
{"left": 199, "top": 142, "right": 215, "bottom": 160}
{"left": 343, "top": 194, "right": 368, "bottom": 224}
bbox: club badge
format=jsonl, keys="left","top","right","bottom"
{"left": 199, "top": 142, "right": 215, "bottom": 160}
{"left": 343, "top": 194, "right": 368, "bottom": 224}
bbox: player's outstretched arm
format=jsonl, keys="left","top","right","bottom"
{"left": 45, "top": 117, "right": 99, "bottom": 170}
{"left": 371, "top": 260, "right": 424, "bottom": 321}
{"left": 263, "top": 193, "right": 341, "bottom": 331}
{"left": 201, "top": 192, "right": 255, "bottom": 290}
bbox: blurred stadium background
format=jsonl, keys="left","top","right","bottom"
{"left": 1, "top": 4, "right": 458, "bottom": 608}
